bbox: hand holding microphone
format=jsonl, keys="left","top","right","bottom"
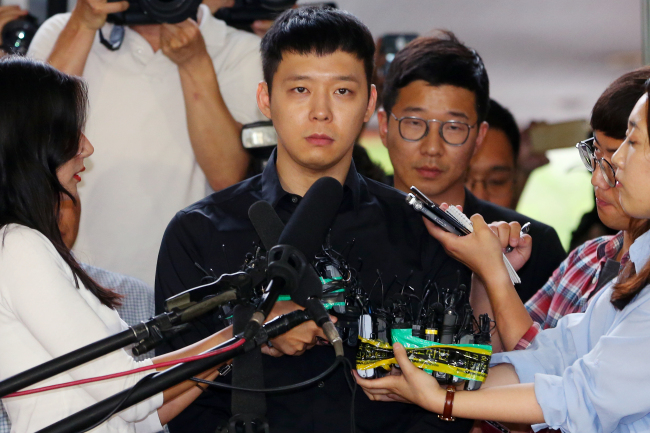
{"left": 247, "top": 176, "right": 345, "bottom": 357}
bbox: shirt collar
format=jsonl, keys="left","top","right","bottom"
{"left": 629, "top": 229, "right": 650, "bottom": 273}
{"left": 260, "top": 148, "right": 361, "bottom": 211}
{"left": 597, "top": 231, "right": 625, "bottom": 261}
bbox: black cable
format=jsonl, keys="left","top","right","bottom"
{"left": 339, "top": 357, "right": 357, "bottom": 433}
{"left": 192, "top": 356, "right": 358, "bottom": 433}
{"left": 77, "top": 373, "right": 155, "bottom": 433}
{"left": 190, "top": 356, "right": 345, "bottom": 393}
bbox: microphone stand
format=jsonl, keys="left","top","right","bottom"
{"left": 0, "top": 289, "right": 239, "bottom": 399}
{"left": 36, "top": 310, "right": 310, "bottom": 433}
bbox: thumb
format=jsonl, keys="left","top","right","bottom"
{"left": 393, "top": 343, "right": 416, "bottom": 373}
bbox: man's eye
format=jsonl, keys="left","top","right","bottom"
{"left": 335, "top": 88, "right": 350, "bottom": 95}
{"left": 294, "top": 87, "right": 307, "bottom": 93}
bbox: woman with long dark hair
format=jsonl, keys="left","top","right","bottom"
{"left": 0, "top": 57, "right": 232, "bottom": 432}
{"left": 355, "top": 80, "right": 650, "bottom": 432}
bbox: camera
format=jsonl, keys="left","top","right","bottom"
{"left": 1, "top": 15, "right": 39, "bottom": 56}
{"left": 107, "top": 0, "right": 202, "bottom": 25}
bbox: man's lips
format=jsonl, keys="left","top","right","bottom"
{"left": 305, "top": 134, "right": 334, "bottom": 146}
{"left": 416, "top": 167, "right": 443, "bottom": 179}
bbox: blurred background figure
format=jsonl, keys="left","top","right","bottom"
{"left": 0, "top": 5, "right": 35, "bottom": 56}
{"left": 466, "top": 99, "right": 520, "bottom": 209}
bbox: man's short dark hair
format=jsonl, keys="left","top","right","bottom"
{"left": 486, "top": 99, "right": 520, "bottom": 161}
{"left": 591, "top": 66, "right": 650, "bottom": 140}
{"left": 382, "top": 30, "right": 489, "bottom": 123}
{"left": 261, "top": 7, "right": 375, "bottom": 93}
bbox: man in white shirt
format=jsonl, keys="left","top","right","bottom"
{"left": 28, "top": 0, "right": 265, "bottom": 285}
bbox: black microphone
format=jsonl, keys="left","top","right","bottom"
{"left": 245, "top": 177, "right": 345, "bottom": 355}
{"left": 248, "top": 200, "right": 285, "bottom": 251}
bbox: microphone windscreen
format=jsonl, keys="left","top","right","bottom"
{"left": 248, "top": 200, "right": 285, "bottom": 251}
{"left": 278, "top": 176, "right": 344, "bottom": 259}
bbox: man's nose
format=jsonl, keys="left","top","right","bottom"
{"left": 310, "top": 94, "right": 332, "bottom": 122}
{"left": 419, "top": 124, "right": 444, "bottom": 156}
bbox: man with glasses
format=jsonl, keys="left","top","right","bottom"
{"left": 379, "top": 32, "right": 566, "bottom": 302}
{"left": 466, "top": 99, "right": 520, "bottom": 209}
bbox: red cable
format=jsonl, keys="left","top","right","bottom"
{"left": 3, "top": 338, "right": 246, "bottom": 398}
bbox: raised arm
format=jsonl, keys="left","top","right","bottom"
{"left": 46, "top": 0, "right": 127, "bottom": 76}
{"left": 161, "top": 19, "right": 251, "bottom": 191}
{"left": 425, "top": 213, "right": 535, "bottom": 351}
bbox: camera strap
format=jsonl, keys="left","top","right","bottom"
{"left": 99, "top": 25, "right": 125, "bottom": 51}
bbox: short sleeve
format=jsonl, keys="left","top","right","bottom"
{"left": 212, "top": 30, "right": 265, "bottom": 125}
{"left": 26, "top": 13, "right": 71, "bottom": 61}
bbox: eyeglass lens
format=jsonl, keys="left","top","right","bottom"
{"left": 399, "top": 118, "right": 470, "bottom": 145}
{"left": 576, "top": 142, "right": 616, "bottom": 187}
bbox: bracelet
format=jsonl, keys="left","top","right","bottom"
{"left": 195, "top": 382, "right": 206, "bottom": 392}
{"left": 438, "top": 385, "right": 456, "bottom": 421}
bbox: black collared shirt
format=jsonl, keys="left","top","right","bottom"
{"left": 463, "top": 190, "right": 567, "bottom": 302}
{"left": 155, "top": 153, "right": 473, "bottom": 433}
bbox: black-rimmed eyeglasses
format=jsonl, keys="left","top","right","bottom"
{"left": 390, "top": 112, "right": 477, "bottom": 146}
{"left": 575, "top": 137, "right": 616, "bottom": 187}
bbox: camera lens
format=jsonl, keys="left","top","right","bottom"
{"left": 1, "top": 15, "right": 38, "bottom": 56}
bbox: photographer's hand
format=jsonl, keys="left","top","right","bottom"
{"left": 0, "top": 5, "right": 29, "bottom": 49}
{"left": 161, "top": 18, "right": 250, "bottom": 191}
{"left": 47, "top": 0, "right": 128, "bottom": 75}
{"left": 160, "top": 19, "right": 209, "bottom": 67}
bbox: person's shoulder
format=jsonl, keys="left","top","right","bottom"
{"left": 473, "top": 198, "right": 555, "bottom": 233}
{"left": 0, "top": 224, "right": 61, "bottom": 271}
{"left": 27, "top": 13, "right": 71, "bottom": 59}
{"left": 363, "top": 175, "right": 406, "bottom": 201}
{"left": 567, "top": 234, "right": 616, "bottom": 262}
{"left": 203, "top": 11, "right": 261, "bottom": 53}
{"left": 169, "top": 175, "right": 262, "bottom": 234}
{"left": 361, "top": 176, "right": 423, "bottom": 224}
{"left": 81, "top": 263, "right": 152, "bottom": 292}
{"left": 0, "top": 224, "right": 51, "bottom": 252}
{"left": 37, "top": 12, "right": 71, "bottom": 32}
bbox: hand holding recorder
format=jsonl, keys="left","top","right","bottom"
{"left": 406, "top": 186, "right": 531, "bottom": 283}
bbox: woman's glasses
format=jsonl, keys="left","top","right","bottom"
{"left": 575, "top": 137, "right": 616, "bottom": 187}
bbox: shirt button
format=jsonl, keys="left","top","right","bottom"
{"left": 318, "top": 381, "right": 325, "bottom": 388}
{"left": 291, "top": 196, "right": 298, "bottom": 203}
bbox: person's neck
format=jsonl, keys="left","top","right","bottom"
{"left": 275, "top": 147, "right": 351, "bottom": 197}
{"left": 129, "top": 24, "right": 162, "bottom": 52}
{"left": 618, "top": 230, "right": 634, "bottom": 262}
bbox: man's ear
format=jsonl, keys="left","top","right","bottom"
{"left": 472, "top": 121, "right": 489, "bottom": 157}
{"left": 257, "top": 81, "right": 272, "bottom": 120}
{"left": 377, "top": 108, "right": 389, "bottom": 149}
{"left": 364, "top": 84, "right": 378, "bottom": 123}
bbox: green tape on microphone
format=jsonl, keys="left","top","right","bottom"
{"left": 276, "top": 277, "right": 346, "bottom": 309}
{"left": 355, "top": 333, "right": 492, "bottom": 382}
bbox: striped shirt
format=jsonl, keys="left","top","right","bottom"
{"left": 515, "top": 231, "right": 627, "bottom": 350}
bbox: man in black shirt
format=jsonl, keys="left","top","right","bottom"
{"left": 156, "top": 8, "right": 473, "bottom": 433}
{"left": 378, "top": 32, "right": 566, "bottom": 302}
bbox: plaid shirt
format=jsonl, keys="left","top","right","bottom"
{"left": 0, "top": 264, "right": 156, "bottom": 433}
{"left": 515, "top": 231, "right": 628, "bottom": 350}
